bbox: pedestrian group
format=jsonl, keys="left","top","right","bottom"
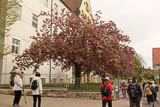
{"left": 10, "top": 70, "right": 159, "bottom": 107}
{"left": 11, "top": 70, "right": 42, "bottom": 107}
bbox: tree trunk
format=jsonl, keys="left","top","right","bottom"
{"left": 87, "top": 72, "right": 90, "bottom": 83}
{"left": 75, "top": 64, "right": 81, "bottom": 89}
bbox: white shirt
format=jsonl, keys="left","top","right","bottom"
{"left": 31, "top": 77, "right": 43, "bottom": 95}
{"left": 13, "top": 75, "right": 23, "bottom": 91}
{"left": 115, "top": 86, "right": 118, "bottom": 91}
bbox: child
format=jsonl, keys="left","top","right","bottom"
{"left": 115, "top": 85, "right": 119, "bottom": 100}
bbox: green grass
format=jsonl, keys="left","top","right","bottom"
{"left": 0, "top": 84, "right": 10, "bottom": 89}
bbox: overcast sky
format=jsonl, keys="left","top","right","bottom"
{"left": 90, "top": 0, "right": 160, "bottom": 68}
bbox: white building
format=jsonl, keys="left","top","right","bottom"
{"left": 0, "top": 0, "right": 73, "bottom": 84}
{"left": 0, "top": 0, "right": 97, "bottom": 85}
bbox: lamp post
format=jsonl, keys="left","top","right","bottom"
{"left": 118, "top": 69, "right": 120, "bottom": 100}
{"left": 117, "top": 58, "right": 121, "bottom": 100}
{"left": 49, "top": 0, "right": 53, "bottom": 83}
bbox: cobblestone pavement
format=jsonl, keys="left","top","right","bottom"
{"left": 0, "top": 94, "right": 129, "bottom": 107}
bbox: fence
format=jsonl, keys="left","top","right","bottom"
{"left": 0, "top": 73, "right": 103, "bottom": 92}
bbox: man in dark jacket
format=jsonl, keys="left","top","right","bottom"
{"left": 100, "top": 77, "right": 112, "bottom": 107}
{"left": 127, "top": 77, "right": 142, "bottom": 107}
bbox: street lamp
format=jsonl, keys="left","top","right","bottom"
{"left": 118, "top": 69, "right": 120, "bottom": 100}
{"left": 49, "top": 0, "right": 53, "bottom": 83}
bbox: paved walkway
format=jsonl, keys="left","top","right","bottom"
{"left": 142, "top": 96, "right": 160, "bottom": 107}
{"left": 0, "top": 94, "right": 129, "bottom": 107}
{"left": 0, "top": 94, "right": 159, "bottom": 107}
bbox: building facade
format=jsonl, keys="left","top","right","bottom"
{"left": 0, "top": 0, "right": 73, "bottom": 84}
{"left": 152, "top": 48, "right": 160, "bottom": 84}
{"left": 60, "top": 0, "right": 92, "bottom": 17}
{"left": 0, "top": 0, "right": 96, "bottom": 85}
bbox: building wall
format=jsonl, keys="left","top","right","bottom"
{"left": 153, "top": 65, "right": 160, "bottom": 84}
{"left": 152, "top": 48, "right": 160, "bottom": 84}
{"left": 1, "top": 0, "right": 72, "bottom": 84}
{"left": 79, "top": 0, "right": 92, "bottom": 18}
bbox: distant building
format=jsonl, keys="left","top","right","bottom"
{"left": 61, "top": 0, "right": 92, "bottom": 17}
{"left": 152, "top": 48, "right": 160, "bottom": 84}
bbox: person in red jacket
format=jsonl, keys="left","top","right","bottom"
{"left": 100, "top": 77, "right": 112, "bottom": 107}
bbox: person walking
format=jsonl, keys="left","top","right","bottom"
{"left": 142, "top": 80, "right": 147, "bottom": 97}
{"left": 127, "top": 77, "right": 142, "bottom": 107}
{"left": 121, "top": 80, "right": 127, "bottom": 98}
{"left": 12, "top": 71, "right": 24, "bottom": 107}
{"left": 31, "top": 72, "right": 43, "bottom": 107}
{"left": 100, "top": 77, "right": 112, "bottom": 107}
{"left": 142, "top": 80, "right": 147, "bottom": 91}
{"left": 145, "top": 81, "right": 153, "bottom": 105}
{"left": 151, "top": 81, "right": 157, "bottom": 101}
{"left": 127, "top": 79, "right": 132, "bottom": 106}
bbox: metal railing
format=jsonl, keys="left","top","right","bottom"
{"left": 0, "top": 73, "right": 103, "bottom": 92}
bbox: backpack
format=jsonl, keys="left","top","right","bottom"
{"left": 129, "top": 84, "right": 138, "bottom": 99}
{"left": 145, "top": 86, "right": 152, "bottom": 95}
{"left": 10, "top": 79, "right": 15, "bottom": 87}
{"left": 10, "top": 72, "right": 16, "bottom": 87}
{"left": 31, "top": 80, "right": 38, "bottom": 90}
{"left": 155, "top": 86, "right": 159, "bottom": 92}
{"left": 101, "top": 84, "right": 111, "bottom": 97}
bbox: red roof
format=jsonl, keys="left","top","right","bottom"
{"left": 60, "top": 0, "right": 82, "bottom": 12}
{"left": 153, "top": 48, "right": 160, "bottom": 65}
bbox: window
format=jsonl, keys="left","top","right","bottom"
{"left": 60, "top": 78, "right": 63, "bottom": 83}
{"left": 52, "top": 78, "right": 57, "bottom": 83}
{"left": 12, "top": 38, "right": 20, "bottom": 54}
{"left": 85, "top": 2, "right": 90, "bottom": 13}
{"left": 45, "top": 0, "right": 49, "bottom": 7}
{"left": 7, "top": 1, "right": 22, "bottom": 20}
{"left": 15, "top": 4, "right": 22, "bottom": 20}
{"left": 81, "top": 10, "right": 84, "bottom": 15}
{"left": 32, "top": 14, "right": 38, "bottom": 28}
{"left": 41, "top": 78, "right": 46, "bottom": 83}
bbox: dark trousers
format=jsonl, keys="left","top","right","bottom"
{"left": 122, "top": 89, "right": 127, "bottom": 98}
{"left": 33, "top": 95, "right": 41, "bottom": 107}
{"left": 102, "top": 100, "right": 112, "bottom": 107}
{"left": 13, "top": 90, "right": 22, "bottom": 105}
{"left": 130, "top": 101, "right": 140, "bottom": 107}
{"left": 154, "top": 93, "right": 157, "bottom": 101}
{"left": 146, "top": 95, "right": 153, "bottom": 104}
